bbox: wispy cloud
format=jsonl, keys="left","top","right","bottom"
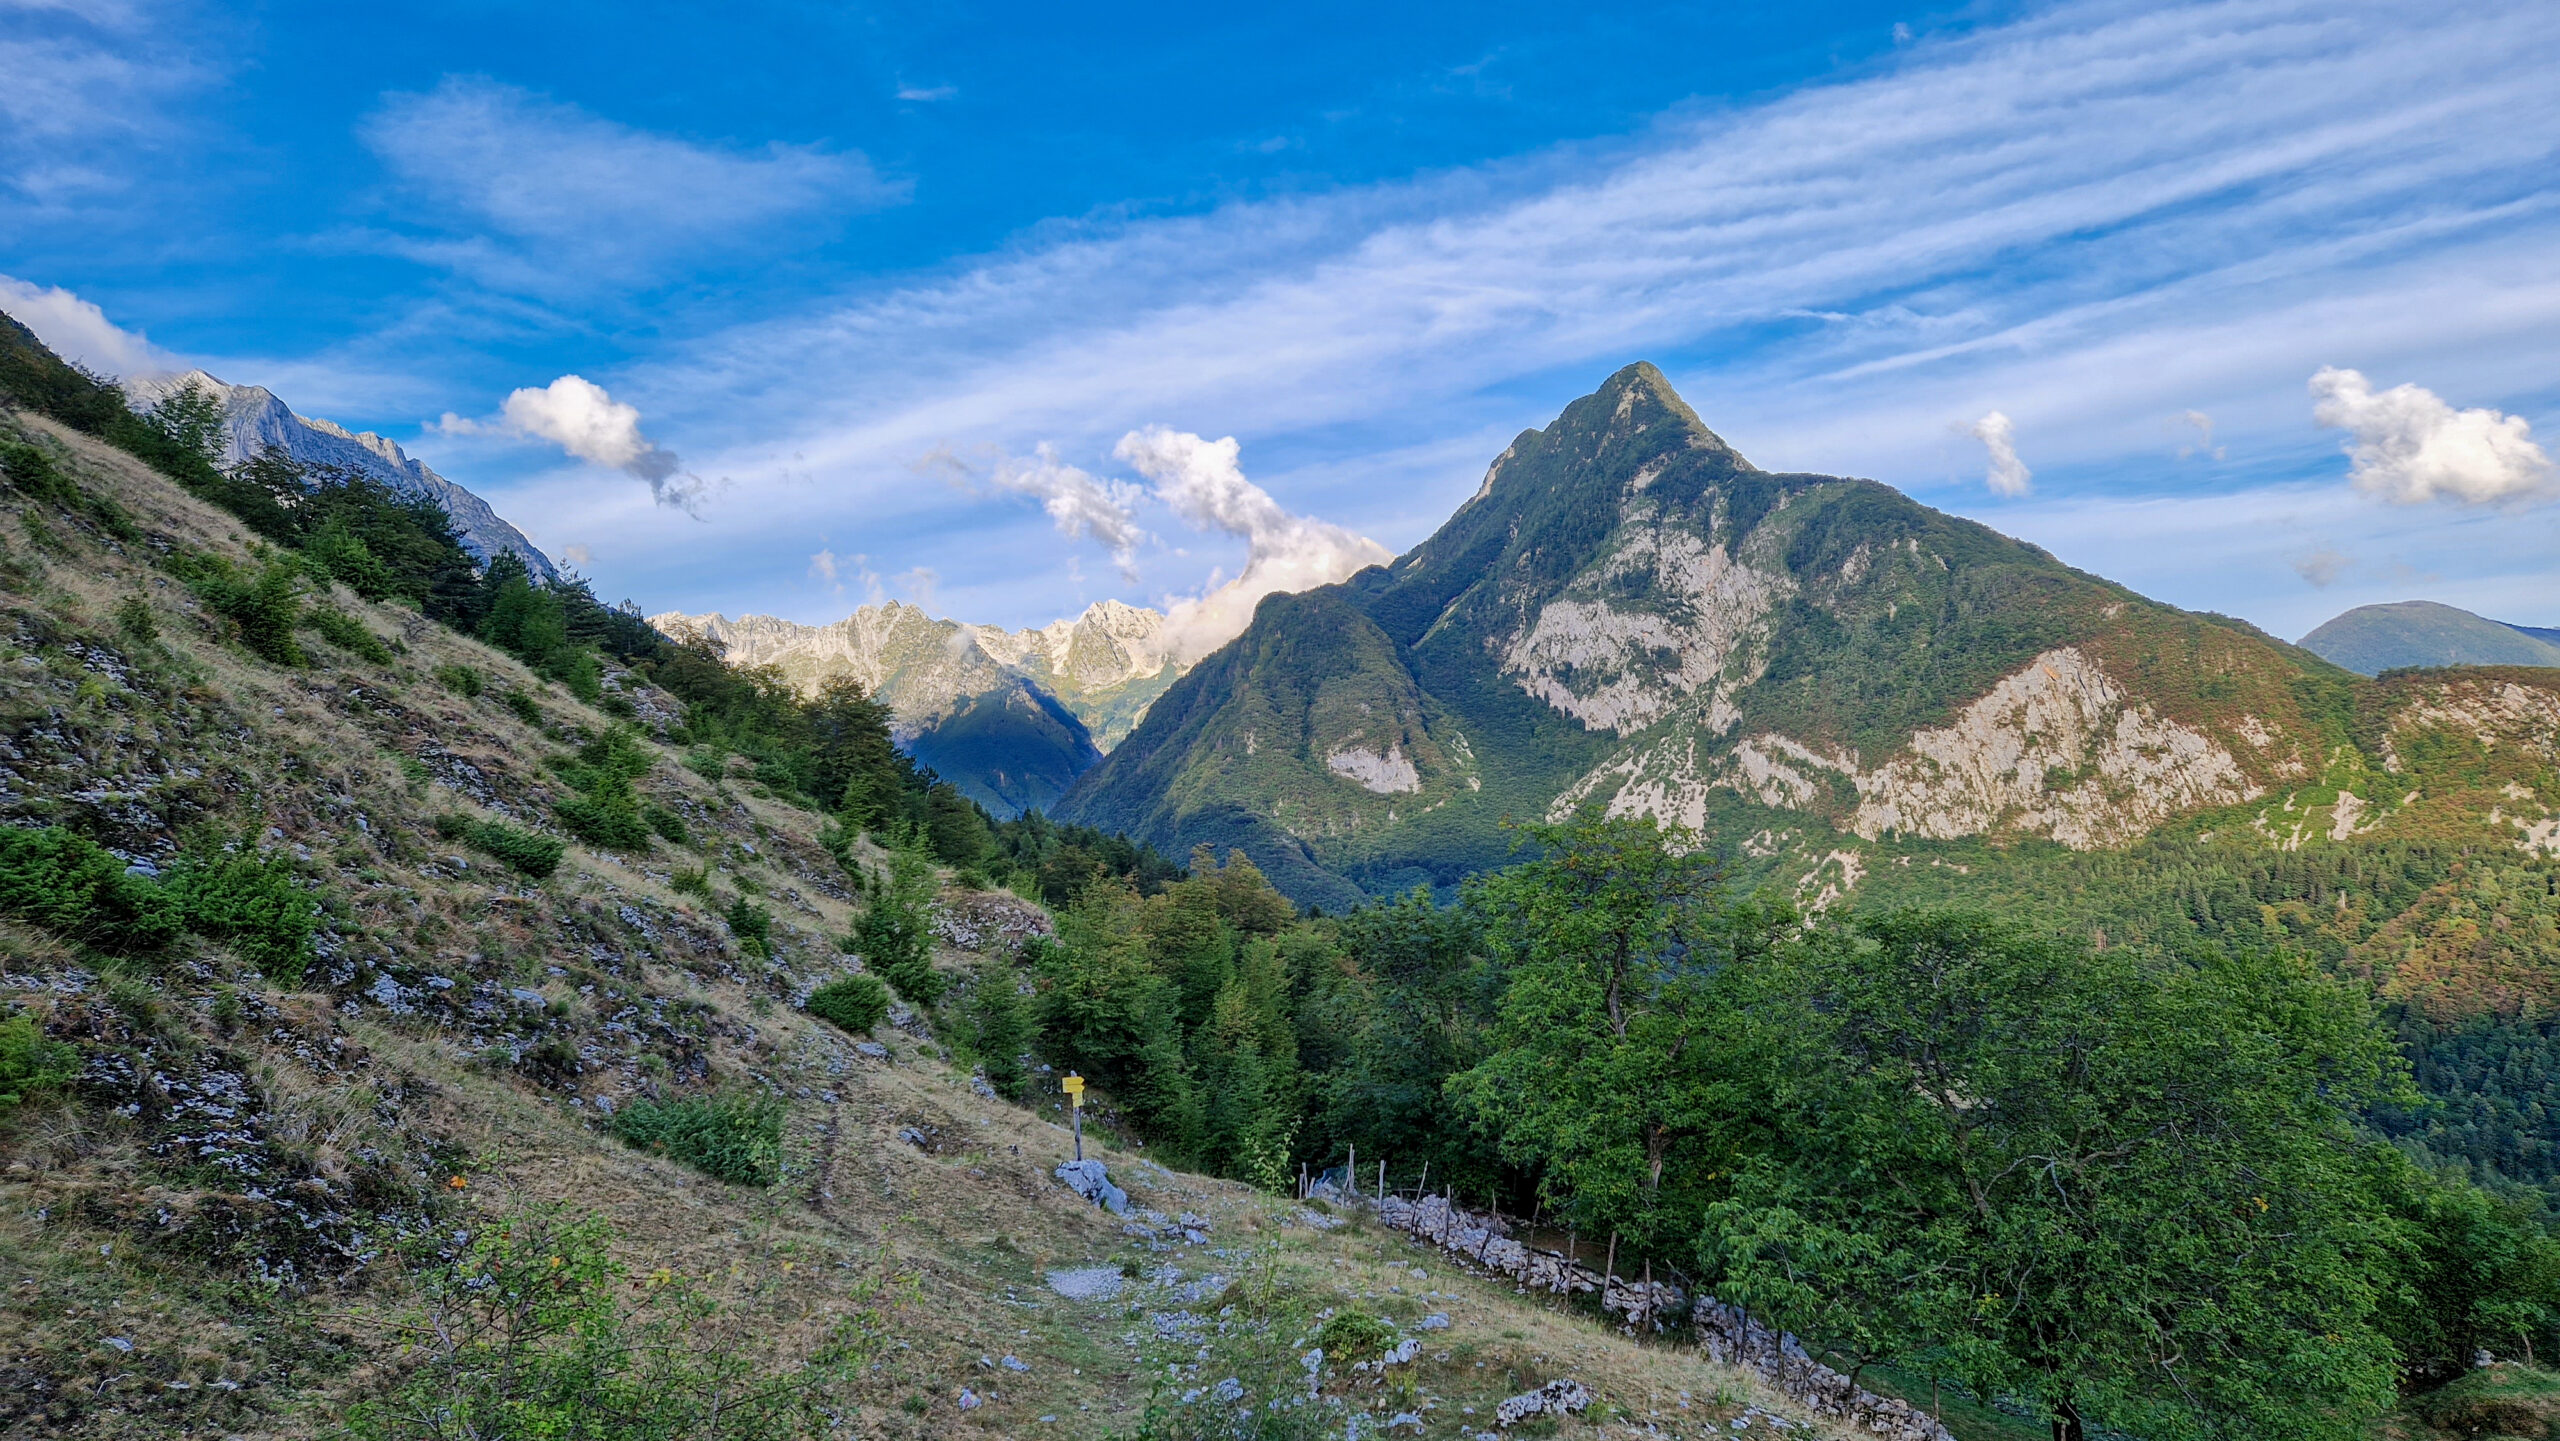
{"left": 0, "top": 0, "right": 213, "bottom": 216}
{"left": 358, "top": 76, "right": 901, "bottom": 293}
{"left": 487, "top": 0, "right": 2560, "bottom": 636}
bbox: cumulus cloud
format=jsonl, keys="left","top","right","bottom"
{"left": 0, "top": 272, "right": 178, "bottom": 378}
{"left": 358, "top": 76, "right": 899, "bottom": 291}
{"left": 1970, "top": 411, "right": 2032, "bottom": 496}
{"left": 2310, "top": 366, "right": 2554, "bottom": 505}
{"left": 437, "top": 378, "right": 701, "bottom": 511}
{"left": 1115, "top": 426, "right": 1393, "bottom": 663}
{"left": 441, "top": 374, "right": 706, "bottom": 512}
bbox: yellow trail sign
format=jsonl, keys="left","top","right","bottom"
{"left": 1062, "top": 1074, "right": 1085, "bottom": 1107}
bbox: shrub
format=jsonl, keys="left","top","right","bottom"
{"left": 504, "top": 689, "right": 542, "bottom": 725}
{"left": 669, "top": 866, "right": 711, "bottom": 899}
{"left": 557, "top": 791, "right": 652, "bottom": 851}
{"left": 0, "top": 1014, "right": 77, "bottom": 1109}
{"left": 165, "top": 847, "right": 318, "bottom": 983}
{"left": 1315, "top": 1309, "right": 1398, "bottom": 1366}
{"left": 0, "top": 824, "right": 182, "bottom": 951}
{"left": 436, "top": 814, "right": 565, "bottom": 879}
{"left": 167, "top": 549, "right": 306, "bottom": 665}
{"left": 806, "top": 974, "right": 890, "bottom": 1035}
{"left": 302, "top": 516, "right": 395, "bottom": 600}
{"left": 643, "top": 803, "right": 690, "bottom": 846}
{"left": 112, "top": 595, "right": 156, "bottom": 644}
{"left": 434, "top": 663, "right": 484, "bottom": 697}
{"left": 609, "top": 1092, "right": 783, "bottom": 1186}
{"left": 724, "top": 896, "right": 773, "bottom": 959}
{"left": 307, "top": 605, "right": 393, "bottom": 664}
{"left": 0, "top": 439, "right": 74, "bottom": 506}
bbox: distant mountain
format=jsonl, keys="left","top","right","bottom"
{"left": 1057, "top": 363, "right": 2560, "bottom": 913}
{"left": 127, "top": 370, "right": 556, "bottom": 582}
{"left": 651, "top": 600, "right": 1182, "bottom": 817}
{"left": 2298, "top": 601, "right": 2560, "bottom": 675}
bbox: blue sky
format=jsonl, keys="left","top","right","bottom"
{"left": 4, "top": 0, "right": 2557, "bottom": 644}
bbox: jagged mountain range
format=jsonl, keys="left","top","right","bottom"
{"left": 2300, "top": 599, "right": 2560, "bottom": 675}
{"left": 126, "top": 369, "right": 558, "bottom": 582}
{"left": 1055, "top": 363, "right": 2560, "bottom": 916}
{"left": 652, "top": 600, "right": 1183, "bottom": 817}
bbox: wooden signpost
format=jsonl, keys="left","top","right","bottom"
{"left": 1062, "top": 1073, "right": 1085, "bottom": 1161}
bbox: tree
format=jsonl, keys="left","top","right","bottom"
{"left": 1716, "top": 911, "right": 2406, "bottom": 1440}
{"left": 970, "top": 962, "right": 1034, "bottom": 1101}
{"left": 853, "top": 828, "right": 941, "bottom": 1004}
{"left": 1447, "top": 814, "right": 1780, "bottom": 1254}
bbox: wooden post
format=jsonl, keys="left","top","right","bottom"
{"left": 1346, "top": 1144, "right": 1354, "bottom": 1201}
{"left": 1375, "top": 1159, "right": 1385, "bottom": 1203}
{"left": 1416, "top": 1160, "right": 1427, "bottom": 1199}
{"left": 1298, "top": 1162, "right": 1308, "bottom": 1200}
{"left": 1603, "top": 1231, "right": 1618, "bottom": 1320}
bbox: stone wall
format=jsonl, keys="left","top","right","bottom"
{"left": 1361, "top": 1192, "right": 1955, "bottom": 1441}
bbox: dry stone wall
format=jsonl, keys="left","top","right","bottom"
{"left": 1362, "top": 1192, "right": 1956, "bottom": 1441}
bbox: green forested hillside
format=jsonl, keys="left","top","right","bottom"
{"left": 2301, "top": 599, "right": 2560, "bottom": 675}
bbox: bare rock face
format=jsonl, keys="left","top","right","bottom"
{"left": 126, "top": 369, "right": 556, "bottom": 582}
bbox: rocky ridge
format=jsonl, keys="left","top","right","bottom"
{"left": 126, "top": 369, "right": 557, "bottom": 582}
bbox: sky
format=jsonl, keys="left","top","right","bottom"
{"left": 3, "top": 0, "right": 2556, "bottom": 646}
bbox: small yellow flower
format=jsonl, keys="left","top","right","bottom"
{"left": 549, "top": 1256, "right": 563, "bottom": 1268}
{"left": 780, "top": 1261, "right": 794, "bottom": 1273}
{"left": 448, "top": 1175, "right": 468, "bottom": 1190}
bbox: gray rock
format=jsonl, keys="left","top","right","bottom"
{"left": 1054, "top": 1158, "right": 1129, "bottom": 1214}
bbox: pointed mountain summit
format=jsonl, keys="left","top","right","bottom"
{"left": 1058, "top": 363, "right": 2379, "bottom": 906}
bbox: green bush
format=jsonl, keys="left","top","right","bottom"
{"left": 165, "top": 847, "right": 318, "bottom": 983}
{"left": 113, "top": 595, "right": 156, "bottom": 644}
{"left": 557, "top": 791, "right": 652, "bottom": 851}
{"left": 806, "top": 974, "right": 890, "bottom": 1035}
{"left": 670, "top": 866, "right": 711, "bottom": 899}
{"left": 434, "top": 663, "right": 484, "bottom": 697}
{"left": 609, "top": 1092, "right": 783, "bottom": 1187}
{"left": 436, "top": 814, "right": 565, "bottom": 880}
{"left": 504, "top": 689, "right": 542, "bottom": 725}
{"left": 0, "top": 439, "right": 75, "bottom": 506}
{"left": 0, "top": 1015, "right": 76, "bottom": 1110}
{"left": 1314, "top": 1310, "right": 1398, "bottom": 1366}
{"left": 167, "top": 549, "right": 306, "bottom": 665}
{"left": 643, "top": 803, "right": 690, "bottom": 846}
{"left": 307, "top": 605, "right": 393, "bottom": 664}
{"left": 0, "top": 824, "right": 182, "bottom": 951}
{"left": 724, "top": 896, "right": 773, "bottom": 960}
{"left": 302, "top": 515, "right": 395, "bottom": 600}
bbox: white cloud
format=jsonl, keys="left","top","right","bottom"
{"left": 443, "top": 374, "right": 705, "bottom": 512}
{"left": 1114, "top": 426, "right": 1393, "bottom": 662}
{"left": 895, "top": 83, "right": 956, "bottom": 102}
{"left": 1969, "top": 411, "right": 2031, "bottom": 497}
{"left": 988, "top": 445, "right": 1149, "bottom": 579}
{"left": 358, "top": 76, "right": 898, "bottom": 291}
{"left": 894, "top": 566, "right": 938, "bottom": 612}
{"left": 561, "top": 543, "right": 594, "bottom": 570}
{"left": 2310, "top": 366, "right": 2554, "bottom": 506}
{"left": 2177, "top": 409, "right": 2224, "bottom": 461}
{"left": 0, "top": 272, "right": 178, "bottom": 377}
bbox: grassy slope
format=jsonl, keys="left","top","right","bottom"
{"left": 0, "top": 407, "right": 1840, "bottom": 1440}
